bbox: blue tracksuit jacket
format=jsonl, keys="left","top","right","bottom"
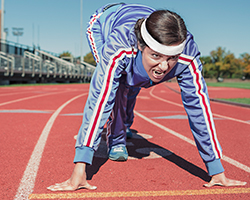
{"left": 74, "top": 3, "right": 224, "bottom": 176}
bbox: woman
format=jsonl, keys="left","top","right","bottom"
{"left": 48, "top": 3, "right": 246, "bottom": 191}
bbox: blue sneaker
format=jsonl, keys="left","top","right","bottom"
{"left": 126, "top": 128, "right": 133, "bottom": 139}
{"left": 108, "top": 145, "right": 128, "bottom": 161}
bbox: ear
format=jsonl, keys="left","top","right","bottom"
{"left": 137, "top": 41, "right": 143, "bottom": 51}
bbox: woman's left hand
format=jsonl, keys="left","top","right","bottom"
{"left": 203, "top": 172, "right": 247, "bottom": 187}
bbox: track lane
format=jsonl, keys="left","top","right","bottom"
{"left": 35, "top": 83, "right": 249, "bottom": 199}
{"left": 0, "top": 84, "right": 88, "bottom": 200}
{"left": 1, "top": 83, "right": 249, "bottom": 199}
{"left": 14, "top": 93, "right": 87, "bottom": 200}
{"left": 150, "top": 83, "right": 250, "bottom": 169}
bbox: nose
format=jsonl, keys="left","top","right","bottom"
{"left": 158, "top": 61, "right": 169, "bottom": 71}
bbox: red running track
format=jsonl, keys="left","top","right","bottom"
{"left": 0, "top": 82, "right": 249, "bottom": 200}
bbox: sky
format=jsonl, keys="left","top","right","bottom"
{"left": 1, "top": 0, "right": 250, "bottom": 58}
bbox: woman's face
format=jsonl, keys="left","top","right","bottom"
{"left": 139, "top": 46, "right": 180, "bottom": 83}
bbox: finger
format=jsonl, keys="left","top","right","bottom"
{"left": 47, "top": 180, "right": 97, "bottom": 191}
{"left": 78, "top": 183, "right": 97, "bottom": 190}
{"left": 204, "top": 179, "right": 247, "bottom": 188}
{"left": 47, "top": 183, "right": 97, "bottom": 191}
{"left": 224, "top": 179, "right": 247, "bottom": 187}
{"left": 55, "top": 180, "right": 70, "bottom": 186}
{"left": 47, "top": 181, "right": 75, "bottom": 191}
{"left": 203, "top": 181, "right": 223, "bottom": 188}
{"left": 47, "top": 184, "right": 76, "bottom": 191}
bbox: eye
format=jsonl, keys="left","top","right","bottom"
{"left": 170, "top": 55, "right": 179, "bottom": 60}
{"left": 166, "top": 55, "right": 179, "bottom": 61}
{"left": 151, "top": 53, "right": 162, "bottom": 60}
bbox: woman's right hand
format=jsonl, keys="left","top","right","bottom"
{"left": 47, "top": 162, "right": 97, "bottom": 191}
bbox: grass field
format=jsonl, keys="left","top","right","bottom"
{"left": 206, "top": 81, "right": 250, "bottom": 105}
{"left": 206, "top": 81, "right": 250, "bottom": 89}
{"left": 218, "top": 98, "right": 250, "bottom": 105}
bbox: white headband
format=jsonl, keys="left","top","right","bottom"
{"left": 141, "top": 19, "right": 186, "bottom": 56}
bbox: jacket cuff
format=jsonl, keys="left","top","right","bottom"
{"left": 73, "top": 146, "right": 94, "bottom": 165}
{"left": 205, "top": 159, "right": 224, "bottom": 176}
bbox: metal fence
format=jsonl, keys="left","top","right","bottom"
{"left": 0, "top": 40, "right": 95, "bottom": 84}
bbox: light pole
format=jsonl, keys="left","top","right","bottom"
{"left": 12, "top": 27, "right": 23, "bottom": 44}
{"left": 80, "top": 0, "right": 83, "bottom": 62}
{"left": 1, "top": 0, "right": 5, "bottom": 41}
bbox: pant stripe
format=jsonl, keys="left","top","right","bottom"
{"left": 84, "top": 48, "right": 137, "bottom": 148}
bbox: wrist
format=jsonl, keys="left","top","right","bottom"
{"left": 205, "top": 159, "right": 224, "bottom": 176}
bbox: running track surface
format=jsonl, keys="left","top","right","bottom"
{"left": 0, "top": 82, "right": 249, "bottom": 200}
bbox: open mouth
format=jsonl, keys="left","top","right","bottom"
{"left": 153, "top": 70, "right": 165, "bottom": 78}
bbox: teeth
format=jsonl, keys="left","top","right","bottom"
{"left": 154, "top": 70, "right": 164, "bottom": 76}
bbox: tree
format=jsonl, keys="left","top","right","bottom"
{"left": 59, "top": 51, "right": 72, "bottom": 58}
{"left": 200, "top": 47, "right": 245, "bottom": 79}
{"left": 84, "top": 52, "right": 96, "bottom": 66}
{"left": 221, "top": 53, "right": 239, "bottom": 78}
{"left": 200, "top": 56, "right": 216, "bottom": 78}
{"left": 210, "top": 47, "right": 228, "bottom": 78}
{"left": 240, "top": 53, "right": 250, "bottom": 78}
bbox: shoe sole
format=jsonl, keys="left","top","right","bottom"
{"left": 109, "top": 156, "right": 128, "bottom": 161}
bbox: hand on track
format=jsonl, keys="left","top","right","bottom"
{"left": 204, "top": 172, "right": 247, "bottom": 187}
{"left": 47, "top": 163, "right": 97, "bottom": 191}
{"left": 47, "top": 179, "right": 97, "bottom": 191}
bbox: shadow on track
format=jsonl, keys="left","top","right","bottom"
{"left": 86, "top": 129, "right": 211, "bottom": 182}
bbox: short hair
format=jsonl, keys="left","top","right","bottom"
{"left": 134, "top": 10, "right": 187, "bottom": 50}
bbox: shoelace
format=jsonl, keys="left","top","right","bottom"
{"left": 113, "top": 147, "right": 124, "bottom": 152}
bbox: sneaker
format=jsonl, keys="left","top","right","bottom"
{"left": 108, "top": 145, "right": 128, "bottom": 161}
{"left": 126, "top": 128, "right": 133, "bottom": 139}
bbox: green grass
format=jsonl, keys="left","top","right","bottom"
{"left": 218, "top": 98, "right": 250, "bottom": 105}
{"left": 206, "top": 82, "right": 250, "bottom": 89}
{"left": 206, "top": 81, "right": 250, "bottom": 105}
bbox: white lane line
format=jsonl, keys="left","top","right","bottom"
{"left": 134, "top": 110, "right": 250, "bottom": 173}
{"left": 145, "top": 87, "right": 250, "bottom": 173}
{"left": 0, "top": 91, "right": 67, "bottom": 107}
{"left": 0, "top": 91, "right": 31, "bottom": 97}
{"left": 223, "top": 156, "right": 250, "bottom": 173}
{"left": 134, "top": 111, "right": 195, "bottom": 146}
{"left": 212, "top": 113, "right": 250, "bottom": 125}
{"left": 0, "top": 109, "right": 53, "bottom": 113}
{"left": 14, "top": 93, "right": 87, "bottom": 200}
{"left": 149, "top": 87, "right": 250, "bottom": 125}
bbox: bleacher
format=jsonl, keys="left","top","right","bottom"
{"left": 0, "top": 40, "right": 95, "bottom": 85}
